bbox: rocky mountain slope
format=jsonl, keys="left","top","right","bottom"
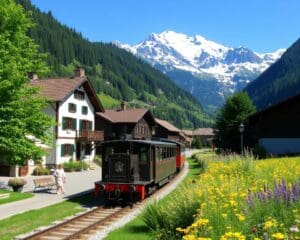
{"left": 120, "top": 31, "right": 285, "bottom": 113}
{"left": 245, "top": 37, "right": 300, "bottom": 111}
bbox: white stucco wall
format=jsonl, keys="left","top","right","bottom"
{"left": 37, "top": 86, "right": 95, "bottom": 165}
{"left": 259, "top": 138, "right": 300, "bottom": 155}
{"left": 55, "top": 86, "right": 96, "bottom": 164}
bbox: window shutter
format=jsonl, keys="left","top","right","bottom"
{"left": 79, "top": 120, "right": 83, "bottom": 130}
{"left": 62, "top": 117, "right": 67, "bottom": 130}
{"left": 61, "top": 144, "right": 65, "bottom": 156}
{"left": 89, "top": 121, "right": 93, "bottom": 130}
{"left": 72, "top": 118, "right": 77, "bottom": 130}
{"left": 71, "top": 144, "right": 75, "bottom": 154}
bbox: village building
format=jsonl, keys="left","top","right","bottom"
{"left": 248, "top": 93, "right": 300, "bottom": 155}
{"left": 96, "top": 102, "right": 156, "bottom": 140}
{"left": 193, "top": 128, "right": 215, "bottom": 146}
{"left": 0, "top": 68, "right": 105, "bottom": 176}
{"left": 153, "top": 118, "right": 185, "bottom": 143}
{"left": 181, "top": 129, "right": 193, "bottom": 147}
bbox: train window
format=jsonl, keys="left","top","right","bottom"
{"left": 162, "top": 147, "right": 167, "bottom": 159}
{"left": 139, "top": 147, "right": 147, "bottom": 163}
{"left": 105, "top": 147, "right": 113, "bottom": 156}
{"left": 156, "top": 147, "right": 161, "bottom": 161}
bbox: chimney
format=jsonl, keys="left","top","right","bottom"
{"left": 120, "top": 100, "right": 127, "bottom": 111}
{"left": 74, "top": 67, "right": 85, "bottom": 78}
{"left": 28, "top": 72, "right": 38, "bottom": 82}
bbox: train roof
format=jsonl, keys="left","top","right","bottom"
{"left": 102, "top": 139, "right": 177, "bottom": 146}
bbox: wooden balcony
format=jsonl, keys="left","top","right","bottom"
{"left": 77, "top": 130, "right": 104, "bottom": 142}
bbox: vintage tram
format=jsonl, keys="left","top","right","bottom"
{"left": 95, "top": 139, "right": 185, "bottom": 201}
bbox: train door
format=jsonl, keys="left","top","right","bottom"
{"left": 138, "top": 144, "right": 150, "bottom": 181}
{"left": 150, "top": 146, "right": 154, "bottom": 180}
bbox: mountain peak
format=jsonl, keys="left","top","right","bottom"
{"left": 119, "top": 30, "right": 285, "bottom": 112}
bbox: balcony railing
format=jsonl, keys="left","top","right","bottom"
{"left": 77, "top": 130, "right": 104, "bottom": 142}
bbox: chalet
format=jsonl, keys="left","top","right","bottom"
{"left": 27, "top": 68, "right": 104, "bottom": 172}
{"left": 181, "top": 130, "right": 193, "bottom": 147}
{"left": 96, "top": 102, "right": 156, "bottom": 140}
{"left": 248, "top": 93, "right": 300, "bottom": 155}
{"left": 193, "top": 128, "right": 215, "bottom": 146}
{"left": 154, "top": 118, "right": 184, "bottom": 143}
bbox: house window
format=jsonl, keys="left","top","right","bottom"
{"left": 80, "top": 120, "right": 92, "bottom": 130}
{"left": 61, "top": 144, "right": 74, "bottom": 156}
{"left": 82, "top": 106, "right": 88, "bottom": 115}
{"left": 74, "top": 90, "right": 85, "bottom": 100}
{"left": 62, "top": 117, "right": 76, "bottom": 130}
{"left": 68, "top": 103, "right": 77, "bottom": 113}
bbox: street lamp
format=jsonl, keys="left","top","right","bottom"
{"left": 238, "top": 122, "right": 244, "bottom": 154}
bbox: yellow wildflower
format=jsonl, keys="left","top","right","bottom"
{"left": 272, "top": 232, "right": 285, "bottom": 240}
{"left": 222, "top": 213, "right": 227, "bottom": 218}
{"left": 235, "top": 213, "right": 245, "bottom": 222}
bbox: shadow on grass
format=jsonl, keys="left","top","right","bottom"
{"left": 65, "top": 192, "right": 105, "bottom": 208}
{"left": 126, "top": 225, "right": 150, "bottom": 234}
{"left": 189, "top": 162, "right": 201, "bottom": 169}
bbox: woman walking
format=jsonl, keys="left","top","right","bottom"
{"left": 53, "top": 164, "right": 66, "bottom": 194}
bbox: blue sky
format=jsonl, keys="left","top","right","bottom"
{"left": 31, "top": 0, "right": 299, "bottom": 53}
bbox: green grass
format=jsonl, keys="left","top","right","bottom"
{"left": 0, "top": 193, "right": 102, "bottom": 240}
{"left": 0, "top": 189, "right": 33, "bottom": 205}
{"left": 98, "top": 92, "right": 120, "bottom": 108}
{"left": 104, "top": 158, "right": 201, "bottom": 240}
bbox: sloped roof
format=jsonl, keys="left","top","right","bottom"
{"left": 155, "top": 118, "right": 180, "bottom": 133}
{"left": 30, "top": 77, "right": 84, "bottom": 101}
{"left": 29, "top": 77, "right": 104, "bottom": 112}
{"left": 97, "top": 109, "right": 153, "bottom": 123}
{"left": 182, "top": 129, "right": 193, "bottom": 136}
{"left": 193, "top": 128, "right": 215, "bottom": 136}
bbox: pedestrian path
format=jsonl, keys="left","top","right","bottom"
{"left": 0, "top": 167, "right": 101, "bottom": 220}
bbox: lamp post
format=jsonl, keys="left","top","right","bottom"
{"left": 238, "top": 122, "right": 244, "bottom": 154}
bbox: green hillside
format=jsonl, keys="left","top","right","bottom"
{"left": 245, "top": 38, "right": 300, "bottom": 110}
{"left": 16, "top": 0, "right": 213, "bottom": 128}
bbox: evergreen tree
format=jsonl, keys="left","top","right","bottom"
{"left": 215, "top": 92, "right": 256, "bottom": 152}
{"left": 15, "top": 0, "right": 214, "bottom": 129}
{"left": 0, "top": 0, "right": 54, "bottom": 165}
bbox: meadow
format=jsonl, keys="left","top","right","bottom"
{"left": 172, "top": 152, "right": 300, "bottom": 240}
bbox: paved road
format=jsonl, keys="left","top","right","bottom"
{"left": 0, "top": 167, "right": 101, "bottom": 220}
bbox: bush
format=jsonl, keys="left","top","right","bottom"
{"left": 253, "top": 144, "right": 267, "bottom": 159}
{"left": 191, "top": 137, "right": 202, "bottom": 149}
{"left": 63, "top": 161, "right": 89, "bottom": 172}
{"left": 32, "top": 166, "right": 51, "bottom": 176}
{"left": 8, "top": 178, "right": 27, "bottom": 187}
{"left": 142, "top": 184, "right": 200, "bottom": 239}
{"left": 93, "top": 155, "right": 102, "bottom": 167}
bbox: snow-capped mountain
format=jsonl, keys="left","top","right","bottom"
{"left": 119, "top": 31, "right": 285, "bottom": 113}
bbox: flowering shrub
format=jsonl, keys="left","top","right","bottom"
{"left": 8, "top": 178, "right": 27, "bottom": 187}
{"left": 176, "top": 154, "right": 300, "bottom": 240}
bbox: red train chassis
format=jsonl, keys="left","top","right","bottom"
{"left": 94, "top": 182, "right": 146, "bottom": 201}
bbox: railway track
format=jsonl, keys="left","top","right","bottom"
{"left": 18, "top": 163, "right": 188, "bottom": 240}
{"left": 18, "top": 205, "right": 139, "bottom": 240}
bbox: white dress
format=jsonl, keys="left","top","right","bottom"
{"left": 54, "top": 169, "right": 66, "bottom": 187}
